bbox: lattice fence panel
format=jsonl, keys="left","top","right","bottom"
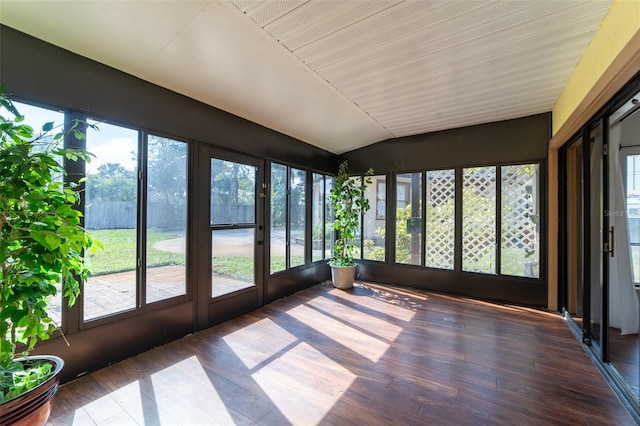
{"left": 501, "top": 164, "right": 539, "bottom": 277}
{"left": 463, "top": 167, "right": 496, "bottom": 274}
{"left": 426, "top": 169, "right": 455, "bottom": 269}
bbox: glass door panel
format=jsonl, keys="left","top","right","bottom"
{"left": 589, "top": 123, "right": 604, "bottom": 345}
{"left": 608, "top": 103, "right": 640, "bottom": 397}
{"left": 210, "top": 157, "right": 259, "bottom": 299}
{"left": 211, "top": 229, "right": 255, "bottom": 298}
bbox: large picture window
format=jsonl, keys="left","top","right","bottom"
{"left": 83, "top": 122, "right": 191, "bottom": 321}
{"left": 10, "top": 102, "right": 192, "bottom": 329}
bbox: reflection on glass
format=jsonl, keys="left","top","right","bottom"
{"left": 271, "top": 163, "right": 287, "bottom": 273}
{"left": 396, "top": 173, "right": 422, "bottom": 265}
{"left": 312, "top": 173, "right": 325, "bottom": 262}
{"left": 501, "top": 164, "right": 540, "bottom": 278}
{"left": 146, "top": 135, "right": 187, "bottom": 303}
{"left": 463, "top": 166, "right": 496, "bottom": 274}
{"left": 363, "top": 175, "right": 385, "bottom": 261}
{"left": 212, "top": 229, "right": 255, "bottom": 298}
{"left": 210, "top": 159, "right": 255, "bottom": 225}
{"left": 84, "top": 120, "right": 138, "bottom": 321}
{"left": 13, "top": 102, "right": 65, "bottom": 325}
{"left": 627, "top": 154, "right": 640, "bottom": 284}
{"left": 290, "top": 168, "right": 306, "bottom": 268}
{"left": 589, "top": 126, "right": 603, "bottom": 344}
{"left": 426, "top": 170, "right": 455, "bottom": 270}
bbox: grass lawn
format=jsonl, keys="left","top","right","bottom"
{"left": 87, "top": 229, "right": 184, "bottom": 276}
{"left": 87, "top": 228, "right": 302, "bottom": 281}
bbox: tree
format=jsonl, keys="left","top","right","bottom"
{"left": 86, "top": 162, "right": 136, "bottom": 202}
{"left": 147, "top": 135, "right": 187, "bottom": 224}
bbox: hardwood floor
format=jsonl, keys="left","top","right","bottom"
{"left": 610, "top": 327, "right": 639, "bottom": 394}
{"left": 47, "top": 282, "right": 636, "bottom": 425}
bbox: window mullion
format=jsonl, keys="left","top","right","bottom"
{"left": 138, "top": 131, "right": 147, "bottom": 308}
{"left": 64, "top": 110, "right": 86, "bottom": 335}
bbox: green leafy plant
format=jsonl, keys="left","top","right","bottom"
{"left": 0, "top": 86, "right": 99, "bottom": 403}
{"left": 329, "top": 160, "right": 373, "bottom": 267}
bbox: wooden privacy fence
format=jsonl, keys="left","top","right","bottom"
{"left": 85, "top": 201, "right": 186, "bottom": 230}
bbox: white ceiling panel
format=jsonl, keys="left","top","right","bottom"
{"left": 0, "top": 0, "right": 210, "bottom": 76}
{"left": 0, "top": 0, "right": 613, "bottom": 154}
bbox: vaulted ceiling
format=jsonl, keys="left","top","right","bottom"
{"left": 0, "top": 1, "right": 612, "bottom": 154}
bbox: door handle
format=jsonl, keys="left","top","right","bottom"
{"left": 609, "top": 226, "right": 615, "bottom": 257}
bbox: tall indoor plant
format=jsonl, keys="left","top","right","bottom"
{"left": 0, "top": 86, "right": 98, "bottom": 425}
{"left": 329, "top": 160, "right": 373, "bottom": 289}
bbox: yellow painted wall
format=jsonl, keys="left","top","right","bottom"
{"left": 552, "top": 0, "right": 640, "bottom": 135}
{"left": 548, "top": 0, "right": 640, "bottom": 310}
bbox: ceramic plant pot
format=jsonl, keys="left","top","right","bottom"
{"left": 330, "top": 264, "right": 356, "bottom": 290}
{"left": 0, "top": 355, "right": 64, "bottom": 426}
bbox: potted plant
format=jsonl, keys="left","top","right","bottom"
{"left": 329, "top": 160, "right": 373, "bottom": 289}
{"left": 0, "top": 87, "right": 98, "bottom": 425}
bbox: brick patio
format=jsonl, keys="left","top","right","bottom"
{"left": 48, "top": 266, "right": 253, "bottom": 324}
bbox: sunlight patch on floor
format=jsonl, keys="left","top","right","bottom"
{"left": 307, "top": 295, "right": 404, "bottom": 342}
{"left": 287, "top": 302, "right": 389, "bottom": 362}
{"left": 328, "top": 287, "right": 418, "bottom": 322}
{"left": 65, "top": 381, "right": 141, "bottom": 425}
{"left": 222, "top": 318, "right": 298, "bottom": 369}
{"left": 149, "top": 356, "right": 236, "bottom": 424}
{"left": 252, "top": 341, "right": 356, "bottom": 425}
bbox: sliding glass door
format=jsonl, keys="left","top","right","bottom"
{"left": 561, "top": 91, "right": 640, "bottom": 406}
{"left": 607, "top": 97, "right": 640, "bottom": 397}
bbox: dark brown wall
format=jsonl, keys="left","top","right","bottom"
{"left": 340, "top": 113, "right": 551, "bottom": 174}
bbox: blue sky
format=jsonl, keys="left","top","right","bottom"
{"left": 12, "top": 101, "right": 138, "bottom": 173}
